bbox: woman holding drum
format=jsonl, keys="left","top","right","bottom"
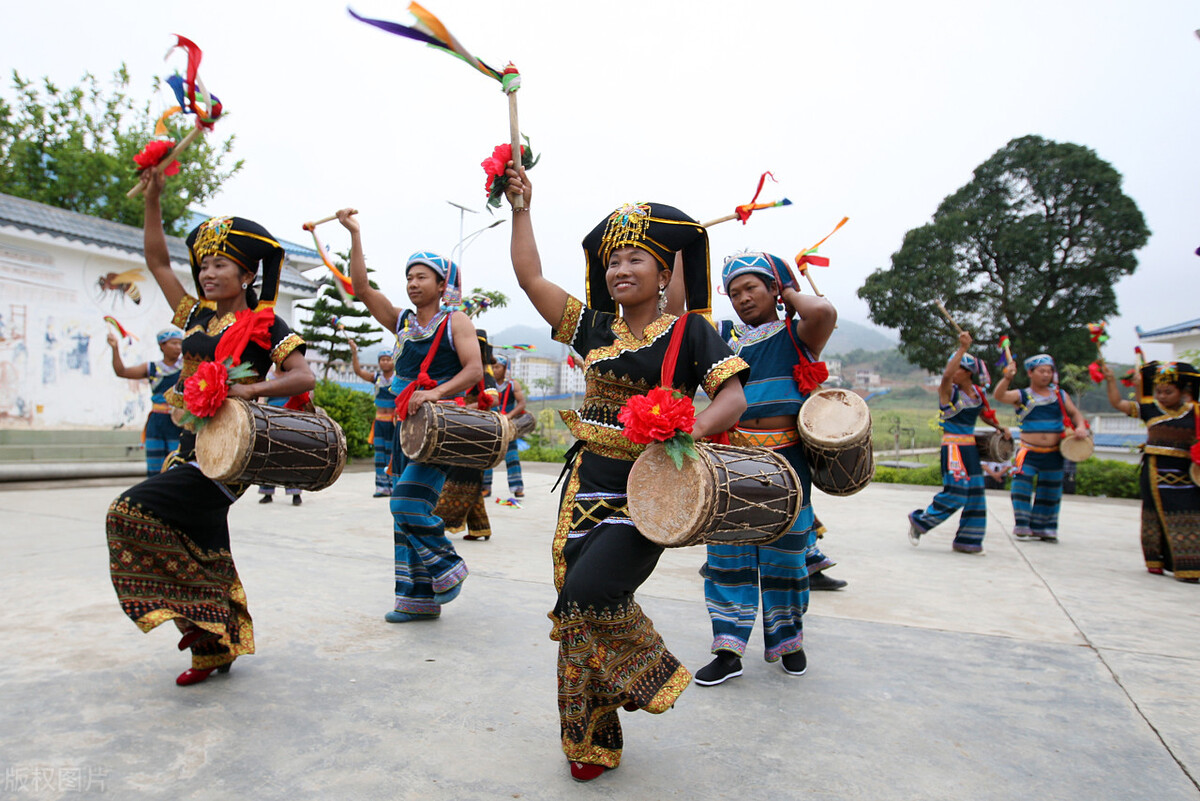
{"left": 907, "top": 331, "right": 1011, "bottom": 554}
{"left": 336, "top": 209, "right": 484, "bottom": 622}
{"left": 993, "top": 353, "right": 1088, "bottom": 543}
{"left": 1102, "top": 361, "right": 1200, "bottom": 581}
{"left": 105, "top": 169, "right": 315, "bottom": 687}
{"left": 481, "top": 353, "right": 528, "bottom": 499}
{"left": 684, "top": 251, "right": 836, "bottom": 686}
{"left": 502, "top": 166, "right": 748, "bottom": 782}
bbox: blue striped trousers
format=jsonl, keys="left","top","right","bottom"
{"left": 910, "top": 443, "right": 987, "bottom": 551}
{"left": 1011, "top": 448, "right": 1063, "bottom": 539}
{"left": 389, "top": 451, "right": 468, "bottom": 616}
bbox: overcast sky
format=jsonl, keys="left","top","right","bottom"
{"left": 4, "top": 1, "right": 1196, "bottom": 361}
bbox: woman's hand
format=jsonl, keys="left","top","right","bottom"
{"left": 142, "top": 166, "right": 165, "bottom": 203}
{"left": 106, "top": 332, "right": 119, "bottom": 349}
{"left": 408, "top": 389, "right": 440, "bottom": 416}
{"left": 503, "top": 162, "right": 532, "bottom": 209}
{"left": 226, "top": 383, "right": 259, "bottom": 401}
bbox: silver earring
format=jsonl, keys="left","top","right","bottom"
{"left": 657, "top": 285, "right": 667, "bottom": 313}
{"left": 241, "top": 282, "right": 249, "bottom": 290}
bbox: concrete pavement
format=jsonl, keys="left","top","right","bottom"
{"left": 2, "top": 463, "right": 1198, "bottom": 800}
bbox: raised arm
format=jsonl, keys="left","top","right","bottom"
{"left": 107, "top": 332, "right": 149, "bottom": 380}
{"left": 404, "top": 311, "right": 485, "bottom": 416}
{"left": 1101, "top": 363, "right": 1137, "bottom": 416}
{"left": 141, "top": 170, "right": 188, "bottom": 312}
{"left": 939, "top": 331, "right": 971, "bottom": 405}
{"left": 993, "top": 362, "right": 1022, "bottom": 405}
{"left": 347, "top": 338, "right": 377, "bottom": 382}
{"left": 782, "top": 285, "right": 837, "bottom": 358}
{"left": 338, "top": 209, "right": 401, "bottom": 334}
{"left": 503, "top": 164, "right": 570, "bottom": 328}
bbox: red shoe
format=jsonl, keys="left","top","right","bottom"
{"left": 1147, "top": 567, "right": 1164, "bottom": 575}
{"left": 177, "top": 628, "right": 217, "bottom": 651}
{"left": 176, "top": 662, "right": 232, "bottom": 686}
{"left": 569, "top": 761, "right": 606, "bottom": 782}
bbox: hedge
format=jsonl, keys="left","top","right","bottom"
{"left": 871, "top": 458, "right": 1140, "bottom": 500}
{"left": 313, "top": 379, "right": 375, "bottom": 459}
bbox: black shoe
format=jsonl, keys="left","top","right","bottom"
{"left": 292, "top": 494, "right": 302, "bottom": 506}
{"left": 781, "top": 649, "right": 807, "bottom": 676}
{"left": 694, "top": 652, "right": 742, "bottom": 686}
{"left": 259, "top": 495, "right": 273, "bottom": 504}
{"left": 809, "top": 571, "right": 847, "bottom": 591}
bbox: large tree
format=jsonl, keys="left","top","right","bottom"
{"left": 0, "top": 66, "right": 241, "bottom": 235}
{"left": 858, "top": 135, "right": 1149, "bottom": 374}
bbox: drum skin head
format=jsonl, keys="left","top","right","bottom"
{"left": 798, "top": 389, "right": 871, "bottom": 448}
{"left": 628, "top": 442, "right": 713, "bottom": 547}
{"left": 1060, "top": 434, "right": 1094, "bottom": 462}
{"left": 196, "top": 398, "right": 254, "bottom": 482}
{"left": 400, "top": 402, "right": 434, "bottom": 462}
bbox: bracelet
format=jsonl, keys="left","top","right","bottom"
{"left": 512, "top": 207, "right": 530, "bottom": 214}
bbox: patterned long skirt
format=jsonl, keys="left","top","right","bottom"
{"left": 106, "top": 464, "right": 253, "bottom": 670}
{"left": 1141, "top": 454, "right": 1200, "bottom": 580}
{"left": 549, "top": 449, "right": 691, "bottom": 769}
{"left": 435, "top": 466, "right": 492, "bottom": 539}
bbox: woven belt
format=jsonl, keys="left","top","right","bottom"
{"left": 1145, "top": 445, "right": 1189, "bottom": 458}
{"left": 375, "top": 409, "right": 396, "bottom": 422}
{"left": 1018, "top": 441, "right": 1060, "bottom": 454}
{"left": 729, "top": 427, "right": 801, "bottom": 450}
{"left": 150, "top": 402, "right": 171, "bottom": 414}
{"left": 941, "top": 434, "right": 976, "bottom": 446}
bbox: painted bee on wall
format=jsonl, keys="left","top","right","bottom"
{"left": 96, "top": 269, "right": 146, "bottom": 305}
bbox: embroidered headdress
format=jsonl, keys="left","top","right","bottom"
{"left": 581, "top": 202, "right": 711, "bottom": 315}
{"left": 721, "top": 251, "right": 790, "bottom": 293}
{"left": 185, "top": 216, "right": 285, "bottom": 309}
{"left": 957, "top": 352, "right": 991, "bottom": 387}
{"left": 405, "top": 251, "right": 462, "bottom": 310}
{"left": 156, "top": 327, "right": 183, "bottom": 344}
{"left": 1024, "top": 353, "right": 1054, "bottom": 372}
{"left": 1140, "top": 360, "right": 1200, "bottom": 399}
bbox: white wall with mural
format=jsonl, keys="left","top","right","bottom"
{"left": 0, "top": 230, "right": 303, "bottom": 430}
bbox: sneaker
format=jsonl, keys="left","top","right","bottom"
{"left": 1013, "top": 528, "right": 1038, "bottom": 541}
{"left": 384, "top": 610, "right": 439, "bottom": 623}
{"left": 433, "top": 581, "right": 463, "bottom": 605}
{"left": 292, "top": 494, "right": 302, "bottom": 506}
{"left": 372, "top": 491, "right": 391, "bottom": 498}
{"left": 781, "top": 649, "right": 808, "bottom": 676}
{"left": 694, "top": 653, "right": 743, "bottom": 686}
{"left": 808, "top": 571, "right": 847, "bottom": 591}
{"left": 952, "top": 544, "right": 985, "bottom": 555}
{"left": 907, "top": 512, "right": 923, "bottom": 546}
{"left": 1039, "top": 535, "right": 1058, "bottom": 543}
{"left": 258, "top": 495, "right": 273, "bottom": 504}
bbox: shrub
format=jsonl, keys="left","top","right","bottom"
{"left": 522, "top": 445, "right": 569, "bottom": 463}
{"left": 1075, "top": 459, "right": 1140, "bottom": 499}
{"left": 873, "top": 464, "right": 942, "bottom": 486}
{"left": 313, "top": 379, "right": 375, "bottom": 459}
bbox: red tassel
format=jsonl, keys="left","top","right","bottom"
{"left": 793, "top": 361, "right": 829, "bottom": 395}
{"left": 214, "top": 307, "right": 275, "bottom": 366}
{"left": 284, "top": 392, "right": 311, "bottom": 410}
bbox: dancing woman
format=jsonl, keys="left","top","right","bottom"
{"left": 336, "top": 209, "right": 483, "bottom": 621}
{"left": 1103, "top": 361, "right": 1200, "bottom": 581}
{"left": 105, "top": 170, "right": 314, "bottom": 686}
{"left": 503, "top": 166, "right": 748, "bottom": 781}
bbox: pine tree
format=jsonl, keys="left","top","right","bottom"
{"left": 297, "top": 259, "right": 385, "bottom": 379}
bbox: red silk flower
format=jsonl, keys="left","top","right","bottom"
{"left": 481, "top": 144, "right": 513, "bottom": 193}
{"left": 183, "top": 361, "right": 229, "bottom": 418}
{"left": 1191, "top": 442, "right": 1200, "bottom": 466}
{"left": 1087, "top": 361, "right": 1105, "bottom": 384}
{"left": 133, "top": 140, "right": 181, "bottom": 176}
{"left": 618, "top": 387, "right": 696, "bottom": 445}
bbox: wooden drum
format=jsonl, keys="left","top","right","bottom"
{"left": 797, "top": 388, "right": 874, "bottom": 496}
{"left": 196, "top": 398, "right": 347, "bottom": 491}
{"left": 976, "top": 430, "right": 1015, "bottom": 462}
{"left": 627, "top": 442, "right": 803, "bottom": 549}
{"left": 1190, "top": 462, "right": 1200, "bottom": 487}
{"left": 512, "top": 411, "right": 537, "bottom": 439}
{"left": 400, "top": 401, "right": 510, "bottom": 469}
{"left": 1060, "top": 433, "right": 1095, "bottom": 462}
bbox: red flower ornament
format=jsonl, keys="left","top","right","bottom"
{"left": 480, "top": 136, "right": 540, "bottom": 210}
{"left": 618, "top": 387, "right": 699, "bottom": 469}
{"left": 133, "top": 140, "right": 181, "bottom": 176}
{"left": 1191, "top": 441, "right": 1200, "bottom": 466}
{"left": 183, "top": 361, "right": 230, "bottom": 418}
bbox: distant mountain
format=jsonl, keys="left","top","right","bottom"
{"left": 824, "top": 320, "right": 897, "bottom": 356}
{"left": 491, "top": 325, "right": 567, "bottom": 358}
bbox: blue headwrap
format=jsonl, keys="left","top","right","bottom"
{"left": 1024, "top": 353, "right": 1054, "bottom": 372}
{"left": 405, "top": 252, "right": 461, "bottom": 309}
{"left": 156, "top": 327, "right": 183, "bottom": 344}
{"left": 494, "top": 354, "right": 510, "bottom": 368}
{"left": 721, "top": 251, "right": 791, "bottom": 293}
{"left": 957, "top": 352, "right": 991, "bottom": 386}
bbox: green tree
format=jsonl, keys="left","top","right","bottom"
{"left": 0, "top": 66, "right": 241, "bottom": 235}
{"left": 858, "top": 135, "right": 1149, "bottom": 374}
{"left": 463, "top": 287, "right": 509, "bottom": 319}
{"left": 298, "top": 261, "right": 384, "bottom": 379}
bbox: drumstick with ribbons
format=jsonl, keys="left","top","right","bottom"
{"left": 791, "top": 217, "right": 849, "bottom": 297}
{"left": 303, "top": 212, "right": 358, "bottom": 301}
{"left": 349, "top": 3, "right": 527, "bottom": 208}
{"left": 700, "top": 172, "right": 792, "bottom": 228}
{"left": 127, "top": 35, "right": 224, "bottom": 198}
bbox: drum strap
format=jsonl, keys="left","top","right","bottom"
{"left": 975, "top": 386, "right": 1000, "bottom": 427}
{"left": 660, "top": 312, "right": 691, "bottom": 388}
{"left": 1054, "top": 387, "right": 1088, "bottom": 436}
{"left": 762, "top": 259, "right": 828, "bottom": 394}
{"left": 394, "top": 316, "right": 451, "bottom": 421}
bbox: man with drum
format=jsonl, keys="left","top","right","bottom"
{"left": 687, "top": 251, "right": 837, "bottom": 686}
{"left": 349, "top": 339, "right": 398, "bottom": 498}
{"left": 481, "top": 353, "right": 527, "bottom": 499}
{"left": 993, "top": 353, "right": 1088, "bottom": 542}
{"left": 336, "top": 208, "right": 484, "bottom": 623}
{"left": 907, "top": 331, "right": 1011, "bottom": 553}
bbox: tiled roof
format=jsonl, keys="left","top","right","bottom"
{"left": 1137, "top": 320, "right": 1200, "bottom": 340}
{"left": 0, "top": 192, "right": 317, "bottom": 294}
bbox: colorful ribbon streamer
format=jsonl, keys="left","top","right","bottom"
{"left": 735, "top": 172, "right": 792, "bottom": 223}
{"left": 795, "top": 216, "right": 849, "bottom": 270}
{"left": 164, "top": 35, "right": 223, "bottom": 129}
{"left": 103, "top": 316, "right": 136, "bottom": 340}
{"left": 1086, "top": 321, "right": 1109, "bottom": 346}
{"left": 305, "top": 225, "right": 356, "bottom": 298}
